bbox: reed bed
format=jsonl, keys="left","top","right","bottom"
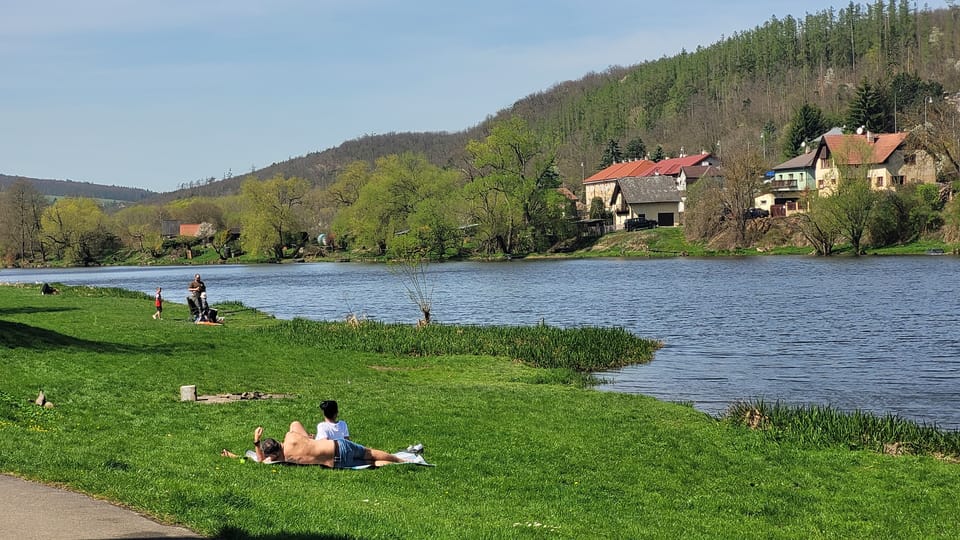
{"left": 262, "top": 318, "right": 662, "bottom": 371}
{"left": 725, "top": 399, "right": 960, "bottom": 458}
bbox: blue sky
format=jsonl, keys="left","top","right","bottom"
{"left": 1, "top": 1, "right": 947, "bottom": 193}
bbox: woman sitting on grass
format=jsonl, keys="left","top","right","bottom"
{"left": 221, "top": 422, "right": 414, "bottom": 468}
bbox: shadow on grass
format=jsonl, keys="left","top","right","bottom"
{"left": 213, "top": 527, "right": 356, "bottom": 540}
{"left": 0, "top": 306, "right": 79, "bottom": 316}
{"left": 0, "top": 319, "right": 186, "bottom": 355}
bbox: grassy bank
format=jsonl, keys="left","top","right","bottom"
{"left": 2, "top": 284, "right": 959, "bottom": 538}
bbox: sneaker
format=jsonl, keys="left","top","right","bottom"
{"left": 405, "top": 443, "right": 424, "bottom": 455}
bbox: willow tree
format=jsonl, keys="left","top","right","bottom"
{"left": 332, "top": 153, "right": 461, "bottom": 258}
{"left": 240, "top": 174, "right": 310, "bottom": 260}
{"left": 463, "top": 116, "right": 559, "bottom": 255}
{"left": 40, "top": 197, "right": 118, "bottom": 265}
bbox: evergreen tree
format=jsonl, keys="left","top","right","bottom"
{"left": 624, "top": 137, "right": 647, "bottom": 160}
{"left": 651, "top": 145, "right": 666, "bottom": 162}
{"left": 782, "top": 103, "right": 827, "bottom": 159}
{"left": 846, "top": 80, "right": 889, "bottom": 133}
{"left": 599, "top": 140, "right": 623, "bottom": 169}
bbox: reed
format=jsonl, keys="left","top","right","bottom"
{"left": 724, "top": 399, "right": 960, "bottom": 458}
{"left": 261, "top": 318, "right": 661, "bottom": 371}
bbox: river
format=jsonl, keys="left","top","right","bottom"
{"left": 2, "top": 256, "right": 959, "bottom": 429}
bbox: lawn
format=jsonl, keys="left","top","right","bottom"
{"left": 1, "top": 283, "right": 958, "bottom": 539}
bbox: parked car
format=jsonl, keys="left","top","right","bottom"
{"left": 625, "top": 216, "right": 658, "bottom": 231}
{"left": 745, "top": 207, "right": 770, "bottom": 219}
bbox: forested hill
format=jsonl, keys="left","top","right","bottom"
{"left": 0, "top": 174, "right": 156, "bottom": 202}
{"left": 154, "top": 2, "right": 960, "bottom": 201}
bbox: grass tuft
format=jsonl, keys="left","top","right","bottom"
{"left": 724, "top": 399, "right": 960, "bottom": 458}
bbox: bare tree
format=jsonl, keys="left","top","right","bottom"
{"left": 389, "top": 257, "right": 434, "bottom": 326}
{"left": 720, "top": 147, "right": 767, "bottom": 248}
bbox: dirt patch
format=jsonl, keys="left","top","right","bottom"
{"left": 196, "top": 391, "right": 294, "bottom": 404}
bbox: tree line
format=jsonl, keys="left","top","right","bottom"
{"left": 0, "top": 118, "right": 578, "bottom": 265}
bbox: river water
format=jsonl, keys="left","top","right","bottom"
{"left": 2, "top": 256, "right": 959, "bottom": 429}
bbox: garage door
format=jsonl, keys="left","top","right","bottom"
{"left": 657, "top": 212, "right": 675, "bottom": 226}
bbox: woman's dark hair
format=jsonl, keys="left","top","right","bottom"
{"left": 320, "top": 400, "right": 339, "bottom": 419}
{"left": 260, "top": 438, "right": 281, "bottom": 458}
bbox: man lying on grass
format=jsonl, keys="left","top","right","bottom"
{"left": 221, "top": 422, "right": 415, "bottom": 468}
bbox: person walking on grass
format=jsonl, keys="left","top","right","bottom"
{"left": 222, "top": 422, "right": 415, "bottom": 468}
{"left": 152, "top": 287, "right": 163, "bottom": 320}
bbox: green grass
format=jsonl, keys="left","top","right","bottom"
{"left": 2, "top": 283, "right": 960, "bottom": 539}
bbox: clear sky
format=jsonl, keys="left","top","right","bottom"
{"left": 1, "top": 0, "right": 948, "bottom": 193}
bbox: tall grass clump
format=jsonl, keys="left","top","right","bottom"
{"left": 261, "top": 318, "right": 661, "bottom": 371}
{"left": 724, "top": 399, "right": 960, "bottom": 458}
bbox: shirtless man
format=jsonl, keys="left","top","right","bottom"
{"left": 236, "top": 422, "right": 412, "bottom": 468}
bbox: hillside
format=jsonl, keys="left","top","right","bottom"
{"left": 15, "top": 2, "right": 960, "bottom": 204}
{"left": 0, "top": 174, "right": 156, "bottom": 203}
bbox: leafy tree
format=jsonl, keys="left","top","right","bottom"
{"left": 845, "top": 80, "right": 889, "bottom": 133}
{"left": 798, "top": 193, "right": 842, "bottom": 256}
{"left": 40, "top": 198, "right": 117, "bottom": 265}
{"left": 942, "top": 195, "right": 960, "bottom": 248}
{"left": 323, "top": 161, "right": 371, "bottom": 208}
{"left": 830, "top": 177, "right": 878, "bottom": 256}
{"left": 240, "top": 175, "right": 310, "bottom": 260}
{"left": 598, "top": 139, "right": 623, "bottom": 169}
{"left": 782, "top": 103, "right": 827, "bottom": 159}
{"left": 173, "top": 199, "right": 225, "bottom": 228}
{"left": 624, "top": 137, "right": 647, "bottom": 160}
{"left": 464, "top": 117, "right": 560, "bottom": 255}
{"left": 588, "top": 197, "right": 609, "bottom": 220}
{"left": 907, "top": 183, "right": 944, "bottom": 236}
{"left": 112, "top": 204, "right": 165, "bottom": 253}
{"left": 333, "top": 153, "right": 461, "bottom": 258}
{"left": 867, "top": 190, "right": 911, "bottom": 246}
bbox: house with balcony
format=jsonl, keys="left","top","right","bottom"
{"left": 756, "top": 151, "right": 817, "bottom": 216}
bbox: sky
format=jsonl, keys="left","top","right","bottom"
{"left": 1, "top": 1, "right": 950, "bottom": 193}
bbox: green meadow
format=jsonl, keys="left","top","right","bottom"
{"left": 1, "top": 283, "right": 959, "bottom": 539}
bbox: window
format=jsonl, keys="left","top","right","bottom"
{"left": 893, "top": 176, "right": 905, "bottom": 185}
{"left": 876, "top": 177, "right": 884, "bottom": 187}
{"left": 905, "top": 153, "right": 917, "bottom": 165}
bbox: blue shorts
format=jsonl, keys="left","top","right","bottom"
{"left": 333, "top": 439, "right": 369, "bottom": 468}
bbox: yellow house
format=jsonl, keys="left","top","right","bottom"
{"left": 814, "top": 132, "right": 936, "bottom": 195}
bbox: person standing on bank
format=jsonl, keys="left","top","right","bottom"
{"left": 187, "top": 273, "right": 205, "bottom": 320}
{"left": 152, "top": 287, "right": 163, "bottom": 319}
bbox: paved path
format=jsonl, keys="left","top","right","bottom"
{"left": 0, "top": 474, "right": 201, "bottom": 539}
